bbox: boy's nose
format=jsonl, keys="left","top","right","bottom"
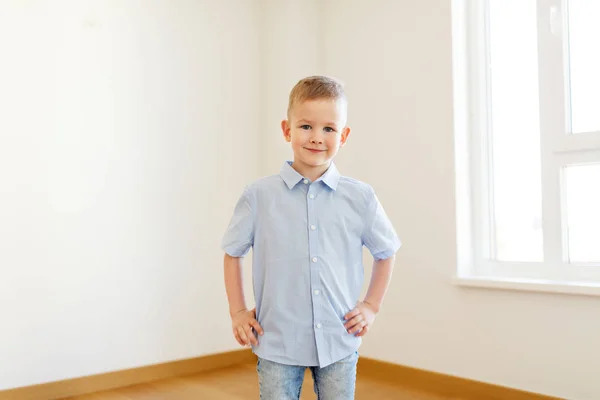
{"left": 310, "top": 137, "right": 323, "bottom": 144}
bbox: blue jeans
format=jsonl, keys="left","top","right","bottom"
{"left": 256, "top": 351, "right": 358, "bottom": 400}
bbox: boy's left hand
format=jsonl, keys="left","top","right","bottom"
{"left": 344, "top": 301, "right": 377, "bottom": 337}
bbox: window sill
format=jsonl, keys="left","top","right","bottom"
{"left": 452, "top": 275, "right": 600, "bottom": 297}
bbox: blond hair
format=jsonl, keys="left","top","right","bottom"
{"left": 287, "top": 75, "right": 347, "bottom": 118}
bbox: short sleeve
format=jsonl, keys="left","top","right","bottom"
{"left": 221, "top": 188, "right": 254, "bottom": 257}
{"left": 362, "top": 189, "right": 401, "bottom": 260}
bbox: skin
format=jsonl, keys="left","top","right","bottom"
{"left": 224, "top": 97, "right": 396, "bottom": 346}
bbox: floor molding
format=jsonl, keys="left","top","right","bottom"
{"left": 358, "top": 358, "right": 563, "bottom": 400}
{"left": 0, "top": 349, "right": 256, "bottom": 400}
{"left": 1, "top": 350, "right": 563, "bottom": 400}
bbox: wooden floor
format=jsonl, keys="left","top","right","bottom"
{"left": 64, "top": 362, "right": 453, "bottom": 400}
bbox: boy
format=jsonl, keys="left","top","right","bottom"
{"left": 221, "top": 76, "right": 401, "bottom": 399}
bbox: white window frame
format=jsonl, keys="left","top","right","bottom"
{"left": 452, "top": 0, "right": 600, "bottom": 295}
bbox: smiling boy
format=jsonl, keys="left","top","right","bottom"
{"left": 221, "top": 75, "right": 401, "bottom": 399}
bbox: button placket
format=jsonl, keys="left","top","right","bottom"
{"left": 307, "top": 185, "right": 323, "bottom": 343}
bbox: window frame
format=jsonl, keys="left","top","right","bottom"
{"left": 452, "top": 0, "right": 600, "bottom": 292}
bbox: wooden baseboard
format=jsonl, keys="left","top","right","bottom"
{"left": 1, "top": 350, "right": 562, "bottom": 400}
{"left": 0, "top": 349, "right": 256, "bottom": 400}
{"left": 357, "top": 358, "right": 563, "bottom": 400}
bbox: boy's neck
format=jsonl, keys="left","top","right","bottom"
{"left": 291, "top": 160, "right": 331, "bottom": 183}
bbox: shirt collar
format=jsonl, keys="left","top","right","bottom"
{"left": 318, "top": 162, "right": 341, "bottom": 190}
{"left": 279, "top": 161, "right": 341, "bottom": 191}
{"left": 280, "top": 161, "right": 304, "bottom": 189}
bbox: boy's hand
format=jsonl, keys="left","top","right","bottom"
{"left": 231, "top": 307, "right": 264, "bottom": 347}
{"left": 344, "top": 301, "right": 377, "bottom": 337}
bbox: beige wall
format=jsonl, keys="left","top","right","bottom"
{"left": 0, "top": 0, "right": 261, "bottom": 390}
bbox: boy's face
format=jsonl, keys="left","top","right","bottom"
{"left": 281, "top": 98, "right": 350, "bottom": 172}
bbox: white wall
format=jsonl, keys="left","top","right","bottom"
{"left": 0, "top": 0, "right": 260, "bottom": 390}
{"left": 312, "top": 1, "right": 599, "bottom": 399}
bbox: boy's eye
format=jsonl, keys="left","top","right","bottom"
{"left": 324, "top": 127, "right": 335, "bottom": 133}
{"left": 300, "top": 125, "right": 311, "bottom": 130}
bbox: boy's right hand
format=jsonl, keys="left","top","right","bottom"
{"left": 231, "top": 308, "right": 264, "bottom": 347}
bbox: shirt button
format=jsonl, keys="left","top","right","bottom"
{"left": 314, "top": 289, "right": 320, "bottom": 295}
{"left": 312, "top": 257, "right": 318, "bottom": 263}
{"left": 303, "top": 179, "right": 309, "bottom": 184}
{"left": 310, "top": 225, "right": 316, "bottom": 230}
{"left": 316, "top": 323, "right": 322, "bottom": 329}
{"left": 309, "top": 194, "right": 315, "bottom": 199}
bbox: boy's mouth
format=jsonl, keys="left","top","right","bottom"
{"left": 305, "top": 148, "right": 326, "bottom": 153}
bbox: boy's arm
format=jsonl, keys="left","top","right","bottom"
{"left": 224, "top": 254, "right": 263, "bottom": 346}
{"left": 363, "top": 255, "right": 395, "bottom": 313}
{"left": 223, "top": 254, "right": 248, "bottom": 316}
{"left": 344, "top": 255, "right": 396, "bottom": 336}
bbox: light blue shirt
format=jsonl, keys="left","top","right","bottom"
{"left": 221, "top": 161, "right": 401, "bottom": 368}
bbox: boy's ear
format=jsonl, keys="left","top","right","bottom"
{"left": 340, "top": 126, "right": 351, "bottom": 147}
{"left": 281, "top": 120, "right": 292, "bottom": 142}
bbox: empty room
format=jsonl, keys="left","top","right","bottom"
{"left": 2, "top": 1, "right": 599, "bottom": 399}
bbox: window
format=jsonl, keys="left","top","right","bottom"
{"left": 453, "top": 0, "right": 600, "bottom": 288}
